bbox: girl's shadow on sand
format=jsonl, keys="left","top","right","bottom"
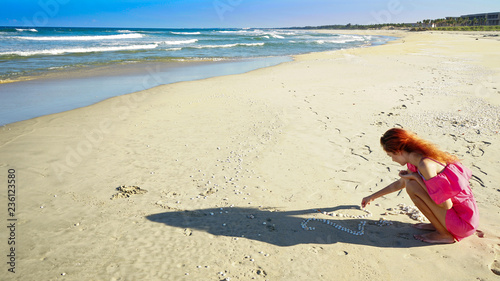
{"left": 146, "top": 205, "right": 430, "bottom": 248}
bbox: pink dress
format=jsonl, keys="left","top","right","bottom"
{"left": 407, "top": 160, "right": 479, "bottom": 241}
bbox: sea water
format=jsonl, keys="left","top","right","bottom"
{"left": 0, "top": 27, "right": 395, "bottom": 125}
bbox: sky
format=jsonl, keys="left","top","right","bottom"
{"left": 1, "top": 0, "right": 499, "bottom": 28}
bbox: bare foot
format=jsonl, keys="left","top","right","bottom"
{"left": 412, "top": 223, "right": 436, "bottom": 231}
{"left": 414, "top": 232, "right": 455, "bottom": 244}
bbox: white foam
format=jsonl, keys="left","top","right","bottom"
{"left": 161, "top": 39, "right": 198, "bottom": 45}
{"left": 171, "top": 32, "right": 201, "bottom": 35}
{"left": 315, "top": 39, "right": 351, "bottom": 44}
{"left": 217, "top": 30, "right": 253, "bottom": 34}
{"left": 164, "top": 47, "right": 182, "bottom": 51}
{"left": 19, "top": 33, "right": 143, "bottom": 41}
{"left": 191, "top": 42, "right": 264, "bottom": 49}
{"left": 15, "top": 28, "right": 38, "bottom": 32}
{"left": 217, "top": 30, "right": 242, "bottom": 34}
{"left": 217, "top": 29, "right": 293, "bottom": 40}
{"left": 275, "top": 31, "right": 299, "bottom": 36}
{"left": 270, "top": 34, "right": 284, "bottom": 39}
{"left": 0, "top": 44, "right": 158, "bottom": 56}
{"left": 315, "top": 35, "right": 366, "bottom": 44}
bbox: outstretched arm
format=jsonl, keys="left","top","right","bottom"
{"left": 361, "top": 177, "right": 405, "bottom": 208}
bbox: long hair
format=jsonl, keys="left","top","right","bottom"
{"left": 380, "top": 128, "right": 458, "bottom": 164}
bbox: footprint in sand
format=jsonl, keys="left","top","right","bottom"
{"left": 490, "top": 259, "right": 500, "bottom": 276}
{"left": 466, "top": 144, "right": 485, "bottom": 157}
{"left": 111, "top": 185, "right": 148, "bottom": 200}
{"left": 253, "top": 267, "right": 267, "bottom": 277}
{"left": 470, "top": 175, "right": 485, "bottom": 188}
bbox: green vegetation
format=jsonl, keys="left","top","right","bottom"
{"left": 289, "top": 23, "right": 500, "bottom": 31}
{"left": 410, "top": 25, "right": 500, "bottom": 31}
{"left": 416, "top": 16, "right": 492, "bottom": 28}
{"left": 290, "top": 23, "right": 413, "bottom": 30}
{"left": 434, "top": 25, "right": 500, "bottom": 31}
{"left": 288, "top": 15, "right": 500, "bottom": 32}
{"left": 294, "top": 23, "right": 414, "bottom": 30}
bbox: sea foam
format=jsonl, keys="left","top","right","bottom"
{"left": 191, "top": 43, "right": 265, "bottom": 49}
{"left": 1, "top": 44, "right": 158, "bottom": 56}
{"left": 19, "top": 33, "right": 143, "bottom": 41}
{"left": 16, "top": 28, "right": 38, "bottom": 32}
{"left": 171, "top": 32, "right": 201, "bottom": 35}
{"left": 161, "top": 39, "right": 198, "bottom": 45}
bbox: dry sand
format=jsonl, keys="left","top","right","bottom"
{"left": 1, "top": 30, "right": 500, "bottom": 280}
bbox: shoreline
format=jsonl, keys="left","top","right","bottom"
{"left": 1, "top": 30, "right": 499, "bottom": 280}
{"left": 0, "top": 56, "right": 287, "bottom": 85}
{"left": 0, "top": 56, "right": 292, "bottom": 126}
{"left": 0, "top": 27, "right": 392, "bottom": 86}
{"left": 0, "top": 33, "right": 396, "bottom": 126}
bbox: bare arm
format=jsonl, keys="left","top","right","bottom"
{"left": 361, "top": 178, "right": 405, "bottom": 208}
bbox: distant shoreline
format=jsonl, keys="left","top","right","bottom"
{"left": 0, "top": 28, "right": 396, "bottom": 125}
{"left": 0, "top": 27, "right": 385, "bottom": 84}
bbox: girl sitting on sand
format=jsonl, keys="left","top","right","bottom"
{"left": 361, "top": 128, "right": 479, "bottom": 244}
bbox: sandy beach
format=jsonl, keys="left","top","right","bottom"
{"left": 1, "top": 30, "right": 500, "bottom": 280}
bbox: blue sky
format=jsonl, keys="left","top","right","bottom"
{"left": 1, "top": 0, "right": 499, "bottom": 28}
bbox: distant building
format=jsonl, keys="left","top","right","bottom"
{"left": 461, "top": 12, "right": 500, "bottom": 25}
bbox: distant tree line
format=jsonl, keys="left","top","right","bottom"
{"left": 286, "top": 16, "right": 500, "bottom": 31}
{"left": 288, "top": 23, "right": 414, "bottom": 30}
{"left": 417, "top": 17, "right": 488, "bottom": 28}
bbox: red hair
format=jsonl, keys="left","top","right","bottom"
{"left": 380, "top": 128, "right": 458, "bottom": 164}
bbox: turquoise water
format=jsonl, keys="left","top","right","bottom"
{"left": 0, "top": 27, "right": 390, "bottom": 80}
{"left": 0, "top": 27, "right": 396, "bottom": 125}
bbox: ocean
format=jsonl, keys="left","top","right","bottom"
{"left": 0, "top": 27, "right": 395, "bottom": 125}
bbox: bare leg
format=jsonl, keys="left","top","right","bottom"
{"left": 412, "top": 223, "right": 436, "bottom": 231}
{"left": 405, "top": 180, "right": 455, "bottom": 244}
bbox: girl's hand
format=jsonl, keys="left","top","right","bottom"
{"left": 398, "top": 170, "right": 409, "bottom": 177}
{"left": 399, "top": 170, "right": 416, "bottom": 179}
{"left": 361, "top": 196, "right": 372, "bottom": 209}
